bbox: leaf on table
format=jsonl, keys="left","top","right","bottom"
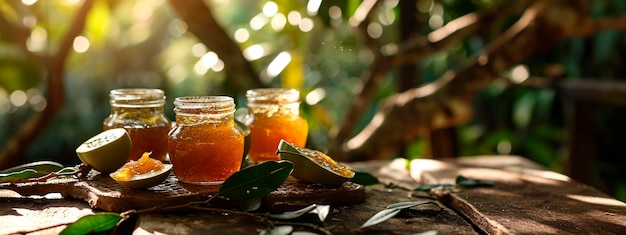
{"left": 219, "top": 160, "right": 293, "bottom": 201}
{"left": 269, "top": 204, "right": 330, "bottom": 222}
{"left": 269, "top": 204, "right": 317, "bottom": 220}
{"left": 350, "top": 171, "right": 379, "bottom": 186}
{"left": 386, "top": 201, "right": 433, "bottom": 210}
{"left": 0, "top": 169, "right": 37, "bottom": 183}
{"left": 362, "top": 201, "right": 435, "bottom": 229}
{"left": 0, "top": 161, "right": 64, "bottom": 177}
{"left": 314, "top": 204, "right": 330, "bottom": 222}
{"left": 414, "top": 230, "right": 438, "bottom": 235}
{"left": 56, "top": 166, "right": 80, "bottom": 175}
{"left": 413, "top": 183, "right": 455, "bottom": 192}
{"left": 456, "top": 175, "right": 495, "bottom": 188}
{"left": 259, "top": 225, "right": 293, "bottom": 235}
{"left": 239, "top": 197, "right": 262, "bottom": 211}
{"left": 360, "top": 208, "right": 401, "bottom": 228}
{"left": 292, "top": 232, "right": 320, "bottom": 235}
{"left": 60, "top": 212, "right": 122, "bottom": 235}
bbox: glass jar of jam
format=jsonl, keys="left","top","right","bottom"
{"left": 168, "top": 96, "right": 244, "bottom": 185}
{"left": 103, "top": 88, "right": 170, "bottom": 162}
{"left": 245, "top": 88, "right": 308, "bottom": 162}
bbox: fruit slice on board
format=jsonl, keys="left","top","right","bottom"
{"left": 76, "top": 128, "right": 131, "bottom": 174}
{"left": 110, "top": 152, "right": 172, "bottom": 189}
{"left": 277, "top": 140, "right": 354, "bottom": 186}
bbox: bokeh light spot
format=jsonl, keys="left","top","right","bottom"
{"left": 307, "top": 0, "right": 322, "bottom": 16}
{"left": 367, "top": 23, "right": 383, "bottom": 38}
{"left": 263, "top": 1, "right": 278, "bottom": 17}
{"left": 22, "top": 0, "right": 37, "bottom": 6}
{"left": 243, "top": 44, "right": 267, "bottom": 61}
{"left": 271, "top": 13, "right": 287, "bottom": 31}
{"left": 305, "top": 87, "right": 326, "bottom": 105}
{"left": 299, "top": 18, "right": 314, "bottom": 32}
{"left": 250, "top": 13, "right": 268, "bottom": 31}
{"left": 26, "top": 26, "right": 47, "bottom": 52}
{"left": 328, "top": 6, "right": 342, "bottom": 20}
{"left": 191, "top": 43, "right": 207, "bottom": 57}
{"left": 287, "top": 11, "right": 302, "bottom": 26}
{"left": 73, "top": 36, "right": 90, "bottom": 53}
{"left": 234, "top": 28, "right": 250, "bottom": 43}
{"left": 10, "top": 90, "right": 27, "bottom": 107}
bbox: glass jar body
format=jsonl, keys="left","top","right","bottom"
{"left": 168, "top": 96, "right": 244, "bottom": 185}
{"left": 246, "top": 88, "right": 308, "bottom": 162}
{"left": 103, "top": 88, "right": 170, "bottom": 162}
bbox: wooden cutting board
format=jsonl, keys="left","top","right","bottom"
{"left": 2, "top": 170, "right": 365, "bottom": 213}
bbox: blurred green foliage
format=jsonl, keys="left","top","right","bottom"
{"left": 1, "top": 0, "right": 626, "bottom": 201}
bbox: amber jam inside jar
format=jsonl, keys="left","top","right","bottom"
{"left": 168, "top": 96, "right": 244, "bottom": 185}
{"left": 103, "top": 89, "right": 170, "bottom": 162}
{"left": 246, "top": 88, "right": 308, "bottom": 162}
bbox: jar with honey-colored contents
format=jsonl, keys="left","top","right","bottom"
{"left": 246, "top": 88, "right": 308, "bottom": 162}
{"left": 168, "top": 96, "right": 244, "bottom": 185}
{"left": 103, "top": 88, "right": 170, "bottom": 162}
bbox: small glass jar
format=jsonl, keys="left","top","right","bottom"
{"left": 168, "top": 96, "right": 244, "bottom": 185}
{"left": 103, "top": 88, "right": 170, "bottom": 162}
{"left": 246, "top": 88, "right": 308, "bottom": 162}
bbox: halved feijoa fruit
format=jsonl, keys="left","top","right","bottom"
{"left": 76, "top": 128, "right": 131, "bottom": 174}
{"left": 110, "top": 152, "right": 172, "bottom": 189}
{"left": 277, "top": 140, "right": 354, "bottom": 186}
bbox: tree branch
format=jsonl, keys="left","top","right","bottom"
{"left": 329, "top": 0, "right": 533, "bottom": 159}
{"left": 0, "top": 9, "right": 39, "bottom": 62}
{"left": 572, "top": 16, "right": 626, "bottom": 37}
{"left": 333, "top": 1, "right": 585, "bottom": 161}
{"left": 0, "top": 0, "right": 94, "bottom": 169}
{"left": 167, "top": 0, "right": 262, "bottom": 91}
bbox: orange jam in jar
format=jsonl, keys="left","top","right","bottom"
{"left": 246, "top": 88, "right": 308, "bottom": 162}
{"left": 168, "top": 96, "right": 244, "bottom": 185}
{"left": 103, "top": 89, "right": 170, "bottom": 162}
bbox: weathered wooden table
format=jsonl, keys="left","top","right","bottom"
{"left": 2, "top": 156, "right": 625, "bottom": 234}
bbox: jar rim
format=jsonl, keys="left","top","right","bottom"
{"left": 173, "top": 96, "right": 235, "bottom": 114}
{"left": 110, "top": 88, "right": 166, "bottom": 107}
{"left": 246, "top": 88, "right": 299, "bottom": 103}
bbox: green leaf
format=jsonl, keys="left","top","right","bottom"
{"left": 218, "top": 161, "right": 293, "bottom": 201}
{"left": 350, "top": 171, "right": 379, "bottom": 186}
{"left": 456, "top": 175, "right": 495, "bottom": 188}
{"left": 386, "top": 201, "right": 432, "bottom": 210}
{"left": 269, "top": 204, "right": 317, "bottom": 220}
{"left": 0, "top": 161, "right": 64, "bottom": 177}
{"left": 360, "top": 208, "right": 401, "bottom": 228}
{"left": 413, "top": 184, "right": 455, "bottom": 192}
{"left": 60, "top": 213, "right": 122, "bottom": 235}
{"left": 259, "top": 225, "right": 293, "bottom": 235}
{"left": 362, "top": 201, "right": 435, "bottom": 229}
{"left": 414, "top": 230, "right": 438, "bottom": 235}
{"left": 269, "top": 204, "right": 330, "bottom": 222}
{"left": 239, "top": 197, "right": 262, "bottom": 212}
{"left": 0, "top": 169, "right": 37, "bottom": 183}
{"left": 56, "top": 167, "right": 80, "bottom": 175}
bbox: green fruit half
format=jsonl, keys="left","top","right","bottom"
{"left": 277, "top": 140, "right": 355, "bottom": 186}
{"left": 110, "top": 164, "right": 172, "bottom": 189}
{"left": 76, "top": 128, "right": 131, "bottom": 174}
